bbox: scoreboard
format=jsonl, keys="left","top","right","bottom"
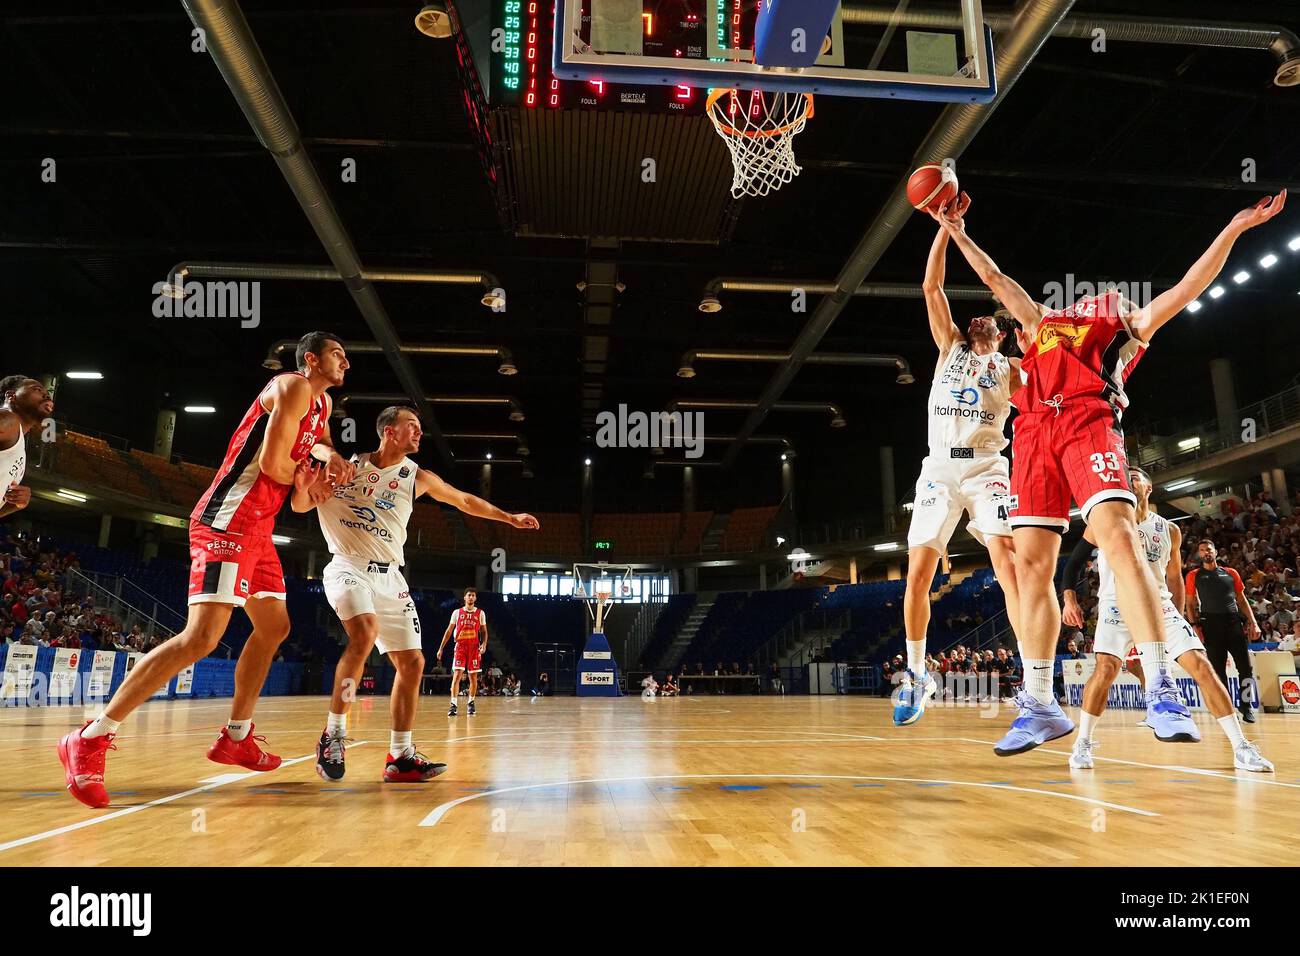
{"left": 491, "top": 0, "right": 762, "bottom": 114}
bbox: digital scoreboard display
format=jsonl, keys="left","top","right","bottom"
{"left": 492, "top": 0, "right": 760, "bottom": 113}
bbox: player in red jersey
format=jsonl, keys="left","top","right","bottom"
{"left": 934, "top": 190, "right": 1286, "bottom": 755}
{"left": 437, "top": 587, "right": 488, "bottom": 717}
{"left": 58, "top": 331, "right": 357, "bottom": 808}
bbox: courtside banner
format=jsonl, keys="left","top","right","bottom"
{"left": 1064, "top": 657, "right": 1245, "bottom": 712}
{"left": 126, "top": 652, "right": 170, "bottom": 700}
{"left": 175, "top": 664, "right": 196, "bottom": 697}
{"left": 0, "top": 644, "right": 39, "bottom": 702}
{"left": 1278, "top": 675, "right": 1300, "bottom": 713}
{"left": 87, "top": 650, "right": 117, "bottom": 698}
{"left": 50, "top": 647, "right": 81, "bottom": 701}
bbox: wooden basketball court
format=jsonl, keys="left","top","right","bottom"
{"left": 2, "top": 696, "right": 1297, "bottom": 866}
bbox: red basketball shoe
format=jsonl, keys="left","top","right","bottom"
{"left": 383, "top": 751, "right": 448, "bottom": 783}
{"left": 57, "top": 721, "right": 115, "bottom": 809}
{"left": 206, "top": 724, "right": 282, "bottom": 771}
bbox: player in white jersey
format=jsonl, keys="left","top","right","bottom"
{"left": 0, "top": 376, "right": 55, "bottom": 520}
{"left": 292, "top": 405, "right": 539, "bottom": 782}
{"left": 895, "top": 198, "right": 1023, "bottom": 726}
{"left": 1061, "top": 468, "right": 1272, "bottom": 772}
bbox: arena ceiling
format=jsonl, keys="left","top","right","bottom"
{"left": 5, "top": 0, "right": 1300, "bottom": 522}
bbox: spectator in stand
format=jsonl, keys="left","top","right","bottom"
{"left": 662, "top": 673, "right": 679, "bottom": 697}
{"left": 503, "top": 672, "right": 521, "bottom": 697}
{"left": 1278, "top": 622, "right": 1300, "bottom": 665}
{"left": 532, "top": 672, "right": 551, "bottom": 698}
{"left": 1064, "top": 639, "right": 1085, "bottom": 660}
{"left": 1270, "top": 598, "right": 1296, "bottom": 634}
{"left": 994, "top": 646, "right": 1019, "bottom": 699}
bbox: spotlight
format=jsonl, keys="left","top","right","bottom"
{"left": 698, "top": 295, "right": 722, "bottom": 314}
{"left": 414, "top": 3, "right": 452, "bottom": 38}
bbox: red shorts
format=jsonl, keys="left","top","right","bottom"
{"left": 187, "top": 523, "right": 286, "bottom": 607}
{"left": 453, "top": 640, "right": 482, "bottom": 674}
{"left": 1009, "top": 401, "right": 1136, "bottom": 532}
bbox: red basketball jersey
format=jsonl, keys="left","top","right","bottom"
{"left": 1014, "top": 291, "right": 1146, "bottom": 413}
{"left": 452, "top": 607, "right": 484, "bottom": 642}
{"left": 191, "top": 373, "right": 329, "bottom": 536}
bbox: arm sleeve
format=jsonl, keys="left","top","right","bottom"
{"left": 1061, "top": 537, "right": 1095, "bottom": 593}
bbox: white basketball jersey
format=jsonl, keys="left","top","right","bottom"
{"left": 0, "top": 428, "right": 26, "bottom": 489}
{"left": 1097, "top": 512, "right": 1173, "bottom": 605}
{"left": 927, "top": 342, "right": 1011, "bottom": 453}
{"left": 316, "top": 454, "right": 417, "bottom": 565}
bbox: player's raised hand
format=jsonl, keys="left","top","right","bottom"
{"left": 510, "top": 513, "right": 540, "bottom": 530}
{"left": 1230, "top": 190, "right": 1286, "bottom": 233}
{"left": 929, "top": 191, "right": 971, "bottom": 234}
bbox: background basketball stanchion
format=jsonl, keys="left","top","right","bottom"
{"left": 573, "top": 563, "right": 632, "bottom": 696}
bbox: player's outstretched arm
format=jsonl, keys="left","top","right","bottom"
{"left": 1131, "top": 190, "right": 1287, "bottom": 343}
{"left": 415, "top": 468, "right": 539, "bottom": 530}
{"left": 930, "top": 192, "right": 1041, "bottom": 335}
{"left": 922, "top": 212, "right": 963, "bottom": 352}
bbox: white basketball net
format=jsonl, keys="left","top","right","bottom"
{"left": 708, "top": 89, "right": 814, "bottom": 199}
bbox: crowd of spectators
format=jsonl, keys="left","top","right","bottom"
{"left": 881, "top": 645, "right": 1020, "bottom": 700}
{"left": 0, "top": 533, "right": 162, "bottom": 653}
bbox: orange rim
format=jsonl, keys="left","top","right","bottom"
{"left": 706, "top": 89, "right": 814, "bottom": 139}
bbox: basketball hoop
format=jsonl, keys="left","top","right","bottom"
{"left": 707, "top": 88, "right": 814, "bottom": 199}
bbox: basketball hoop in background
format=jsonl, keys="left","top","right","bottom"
{"left": 707, "top": 88, "right": 814, "bottom": 199}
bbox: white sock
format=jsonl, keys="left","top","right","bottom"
{"left": 326, "top": 711, "right": 347, "bottom": 736}
{"left": 468, "top": 696, "right": 476, "bottom": 704}
{"left": 1023, "top": 658, "right": 1054, "bottom": 704}
{"left": 226, "top": 718, "right": 251, "bottom": 742}
{"left": 905, "top": 639, "right": 927, "bottom": 677}
{"left": 1136, "top": 643, "right": 1168, "bottom": 691}
{"left": 82, "top": 714, "right": 121, "bottom": 739}
{"left": 1079, "top": 711, "right": 1101, "bottom": 742}
{"left": 390, "top": 730, "right": 413, "bottom": 758}
{"left": 1217, "top": 714, "right": 1246, "bottom": 748}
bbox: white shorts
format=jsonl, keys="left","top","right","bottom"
{"left": 907, "top": 451, "right": 1012, "bottom": 551}
{"left": 1093, "top": 600, "right": 1204, "bottom": 661}
{"left": 322, "top": 556, "right": 422, "bottom": 655}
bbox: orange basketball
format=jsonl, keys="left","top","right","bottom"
{"left": 908, "top": 163, "right": 958, "bottom": 213}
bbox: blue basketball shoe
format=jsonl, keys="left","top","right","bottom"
{"left": 892, "top": 669, "right": 938, "bottom": 726}
{"left": 993, "top": 692, "right": 1075, "bottom": 756}
{"left": 1144, "top": 673, "right": 1201, "bottom": 743}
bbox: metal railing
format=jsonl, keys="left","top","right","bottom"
{"left": 1129, "top": 383, "right": 1300, "bottom": 475}
{"left": 940, "top": 606, "right": 1013, "bottom": 656}
{"left": 759, "top": 608, "right": 850, "bottom": 668}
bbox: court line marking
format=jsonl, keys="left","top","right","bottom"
{"left": 416, "top": 772, "right": 1159, "bottom": 827}
{"left": 955, "top": 737, "right": 1300, "bottom": 790}
{"left": 0, "top": 742, "right": 372, "bottom": 856}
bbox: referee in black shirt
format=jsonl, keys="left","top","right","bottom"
{"left": 1185, "top": 539, "right": 1260, "bottom": 722}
